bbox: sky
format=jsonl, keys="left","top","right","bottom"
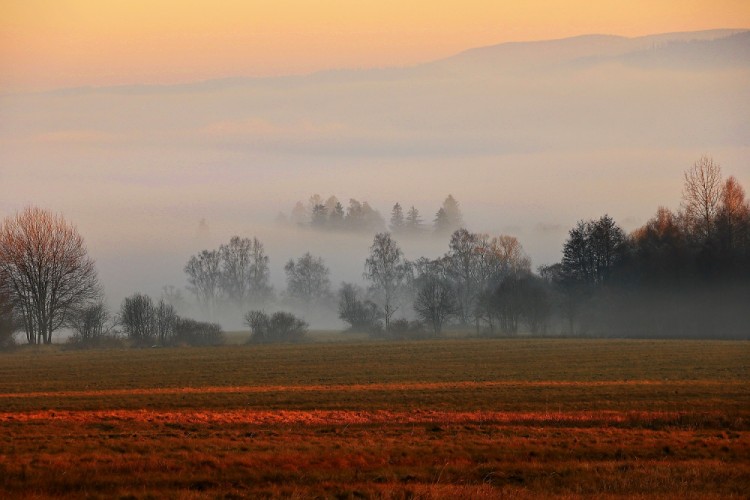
{"left": 1, "top": 1, "right": 749, "bottom": 325}
{"left": 1, "top": 0, "right": 749, "bottom": 91}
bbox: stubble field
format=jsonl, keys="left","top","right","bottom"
{"left": 0, "top": 339, "right": 748, "bottom": 498}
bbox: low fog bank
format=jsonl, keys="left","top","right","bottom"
{"left": 90, "top": 219, "right": 496, "bottom": 331}
{"left": 7, "top": 146, "right": 748, "bottom": 331}
{"left": 571, "top": 285, "right": 750, "bottom": 339}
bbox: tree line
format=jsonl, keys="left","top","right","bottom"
{"left": 279, "top": 194, "right": 465, "bottom": 236}
{"left": 185, "top": 155, "right": 750, "bottom": 340}
{"left": 547, "top": 156, "right": 749, "bottom": 338}
{"left": 279, "top": 195, "right": 386, "bottom": 233}
{"left": 0, "top": 155, "right": 747, "bottom": 348}
{"left": 182, "top": 226, "right": 543, "bottom": 339}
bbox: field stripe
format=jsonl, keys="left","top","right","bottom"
{"left": 0, "top": 379, "right": 742, "bottom": 400}
{"left": 1, "top": 408, "right": 744, "bottom": 428}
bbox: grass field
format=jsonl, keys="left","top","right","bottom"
{"left": 0, "top": 339, "right": 748, "bottom": 498}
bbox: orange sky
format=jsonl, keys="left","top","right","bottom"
{"left": 2, "top": 0, "right": 749, "bottom": 91}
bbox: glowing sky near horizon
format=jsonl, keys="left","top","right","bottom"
{"left": 2, "top": 0, "right": 749, "bottom": 91}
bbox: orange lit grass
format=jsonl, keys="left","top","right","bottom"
{"left": 0, "top": 379, "right": 740, "bottom": 400}
{"left": 2, "top": 408, "right": 746, "bottom": 429}
{"left": 1, "top": 409, "right": 747, "bottom": 499}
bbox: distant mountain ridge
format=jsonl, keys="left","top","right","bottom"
{"left": 30, "top": 28, "right": 750, "bottom": 97}
{"left": 428, "top": 29, "right": 750, "bottom": 72}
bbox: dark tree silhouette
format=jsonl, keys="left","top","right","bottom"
{"left": 716, "top": 176, "right": 750, "bottom": 266}
{"left": 413, "top": 259, "right": 457, "bottom": 335}
{"left": 337, "top": 283, "right": 382, "bottom": 333}
{"left": 68, "top": 302, "right": 111, "bottom": 345}
{"left": 119, "top": 293, "right": 156, "bottom": 345}
{"left": 630, "top": 207, "right": 689, "bottom": 286}
{"left": 0, "top": 207, "right": 100, "bottom": 344}
{"left": 244, "top": 310, "right": 308, "bottom": 343}
{"left": 174, "top": 318, "right": 224, "bottom": 346}
{"left": 120, "top": 292, "right": 223, "bottom": 346}
{"left": 561, "top": 215, "right": 625, "bottom": 286}
{"left": 154, "top": 300, "right": 178, "bottom": 345}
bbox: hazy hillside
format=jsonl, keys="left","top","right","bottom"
{"left": 430, "top": 29, "right": 748, "bottom": 72}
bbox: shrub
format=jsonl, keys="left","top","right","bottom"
{"left": 173, "top": 318, "right": 224, "bottom": 346}
{"left": 119, "top": 293, "right": 156, "bottom": 346}
{"left": 245, "top": 310, "right": 308, "bottom": 343}
{"left": 67, "top": 302, "right": 115, "bottom": 346}
{"left": 65, "top": 332, "right": 125, "bottom": 350}
{"left": 337, "top": 283, "right": 383, "bottom": 334}
{"left": 119, "top": 293, "right": 221, "bottom": 347}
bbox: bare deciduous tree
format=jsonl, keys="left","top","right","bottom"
{"left": 364, "top": 233, "right": 409, "bottom": 331}
{"left": 413, "top": 259, "right": 457, "bottom": 336}
{"left": 446, "top": 229, "right": 480, "bottom": 325}
{"left": 284, "top": 253, "right": 332, "bottom": 308}
{"left": 219, "top": 236, "right": 254, "bottom": 307}
{"left": 119, "top": 293, "right": 156, "bottom": 345}
{"left": 154, "top": 299, "right": 178, "bottom": 345}
{"left": 184, "top": 249, "right": 221, "bottom": 316}
{"left": 0, "top": 207, "right": 100, "bottom": 344}
{"left": 247, "top": 237, "right": 273, "bottom": 304}
{"left": 68, "top": 302, "right": 111, "bottom": 344}
{"left": 682, "top": 155, "right": 722, "bottom": 241}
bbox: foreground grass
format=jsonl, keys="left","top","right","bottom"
{"left": 0, "top": 339, "right": 748, "bottom": 498}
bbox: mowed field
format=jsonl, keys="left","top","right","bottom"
{"left": 0, "top": 339, "right": 748, "bottom": 499}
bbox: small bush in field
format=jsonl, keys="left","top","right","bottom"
{"left": 173, "top": 318, "right": 224, "bottom": 346}
{"left": 337, "top": 283, "right": 383, "bottom": 335}
{"left": 245, "top": 310, "right": 308, "bottom": 343}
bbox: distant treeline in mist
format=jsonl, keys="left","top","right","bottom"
{"left": 172, "top": 156, "right": 749, "bottom": 340}
{"left": 0, "top": 156, "right": 748, "bottom": 348}
{"left": 278, "top": 194, "right": 465, "bottom": 236}
{"left": 547, "top": 156, "right": 750, "bottom": 339}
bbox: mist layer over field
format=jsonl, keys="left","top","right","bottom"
{"left": 1, "top": 30, "right": 748, "bottom": 324}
